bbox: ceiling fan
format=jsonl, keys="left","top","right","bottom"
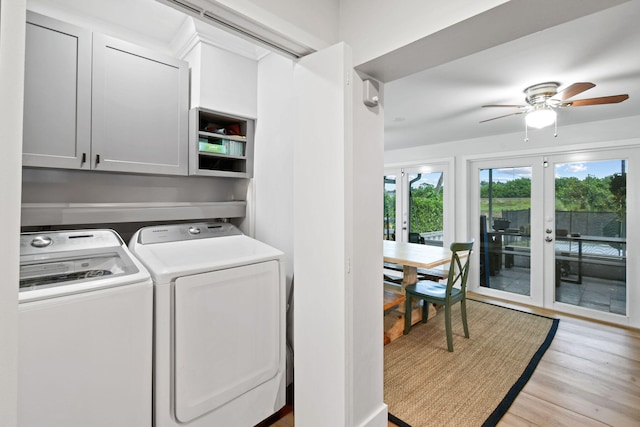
{"left": 480, "top": 82, "right": 629, "bottom": 130}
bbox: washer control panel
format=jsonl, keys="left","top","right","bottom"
{"left": 20, "top": 229, "right": 124, "bottom": 255}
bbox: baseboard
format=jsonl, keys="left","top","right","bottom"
{"left": 356, "top": 403, "right": 388, "bottom": 427}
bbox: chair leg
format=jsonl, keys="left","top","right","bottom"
{"left": 421, "top": 301, "right": 429, "bottom": 323}
{"left": 461, "top": 299, "right": 470, "bottom": 339}
{"left": 403, "top": 295, "right": 412, "bottom": 335}
{"left": 445, "top": 304, "right": 453, "bottom": 352}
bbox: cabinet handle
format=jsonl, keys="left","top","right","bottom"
{"left": 81, "top": 153, "right": 86, "bottom": 164}
{"left": 95, "top": 154, "right": 100, "bottom": 165}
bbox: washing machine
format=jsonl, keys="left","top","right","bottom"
{"left": 128, "top": 222, "right": 286, "bottom": 427}
{"left": 18, "top": 229, "right": 153, "bottom": 427}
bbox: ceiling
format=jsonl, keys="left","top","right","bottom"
{"left": 31, "top": 0, "right": 640, "bottom": 152}
{"left": 383, "top": 0, "right": 640, "bottom": 150}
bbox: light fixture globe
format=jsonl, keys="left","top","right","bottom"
{"left": 525, "top": 107, "right": 556, "bottom": 128}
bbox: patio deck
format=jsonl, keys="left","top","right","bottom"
{"left": 483, "top": 266, "right": 626, "bottom": 315}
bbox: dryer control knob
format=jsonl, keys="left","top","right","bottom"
{"left": 31, "top": 236, "right": 53, "bottom": 248}
{"left": 188, "top": 226, "right": 201, "bottom": 235}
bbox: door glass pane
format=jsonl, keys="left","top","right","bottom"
{"left": 408, "top": 172, "right": 444, "bottom": 246}
{"left": 384, "top": 175, "right": 397, "bottom": 241}
{"left": 479, "top": 167, "right": 532, "bottom": 296}
{"left": 554, "top": 160, "right": 627, "bottom": 315}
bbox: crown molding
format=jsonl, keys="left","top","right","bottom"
{"left": 158, "top": 0, "right": 315, "bottom": 59}
{"left": 171, "top": 16, "right": 270, "bottom": 61}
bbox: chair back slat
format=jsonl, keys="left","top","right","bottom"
{"left": 445, "top": 240, "right": 474, "bottom": 298}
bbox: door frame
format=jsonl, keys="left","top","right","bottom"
{"left": 384, "top": 158, "right": 454, "bottom": 247}
{"left": 542, "top": 149, "right": 637, "bottom": 325}
{"left": 466, "top": 146, "right": 639, "bottom": 327}
{"left": 467, "top": 156, "right": 544, "bottom": 307}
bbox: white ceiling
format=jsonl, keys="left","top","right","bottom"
{"left": 382, "top": 1, "right": 640, "bottom": 150}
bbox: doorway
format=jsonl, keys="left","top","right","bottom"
{"left": 384, "top": 162, "right": 452, "bottom": 246}
{"left": 471, "top": 148, "right": 636, "bottom": 324}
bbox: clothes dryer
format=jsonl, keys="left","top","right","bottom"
{"left": 129, "top": 222, "right": 286, "bottom": 427}
{"left": 18, "top": 229, "right": 153, "bottom": 427}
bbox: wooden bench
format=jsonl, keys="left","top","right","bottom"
{"left": 383, "top": 284, "right": 437, "bottom": 345}
{"left": 384, "top": 262, "right": 448, "bottom": 283}
{"left": 384, "top": 289, "right": 405, "bottom": 311}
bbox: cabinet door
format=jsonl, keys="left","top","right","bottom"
{"left": 91, "top": 35, "right": 188, "bottom": 175}
{"left": 23, "top": 12, "right": 92, "bottom": 170}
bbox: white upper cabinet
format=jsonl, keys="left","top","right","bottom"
{"left": 23, "top": 12, "right": 189, "bottom": 176}
{"left": 23, "top": 12, "right": 92, "bottom": 169}
{"left": 91, "top": 35, "right": 188, "bottom": 175}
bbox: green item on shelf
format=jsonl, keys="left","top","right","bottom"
{"left": 199, "top": 141, "right": 227, "bottom": 154}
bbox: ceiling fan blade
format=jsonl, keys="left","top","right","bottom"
{"left": 482, "top": 104, "right": 526, "bottom": 108}
{"left": 565, "top": 94, "right": 629, "bottom": 107}
{"left": 553, "top": 82, "right": 595, "bottom": 101}
{"left": 480, "top": 111, "right": 525, "bottom": 123}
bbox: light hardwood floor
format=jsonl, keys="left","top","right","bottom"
{"left": 473, "top": 293, "right": 640, "bottom": 427}
{"left": 268, "top": 293, "right": 640, "bottom": 426}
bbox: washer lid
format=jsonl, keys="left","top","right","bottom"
{"left": 129, "top": 226, "right": 283, "bottom": 284}
{"left": 19, "top": 229, "right": 151, "bottom": 302}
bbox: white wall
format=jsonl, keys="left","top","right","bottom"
{"left": 384, "top": 115, "right": 640, "bottom": 165}
{"left": 253, "top": 51, "right": 295, "bottom": 388}
{"left": 254, "top": 52, "right": 295, "bottom": 291}
{"left": 0, "top": 0, "right": 26, "bottom": 425}
{"left": 341, "top": 0, "right": 507, "bottom": 66}
{"left": 292, "top": 41, "right": 386, "bottom": 427}
{"left": 343, "top": 0, "right": 628, "bottom": 81}
{"left": 350, "top": 72, "right": 386, "bottom": 426}
{"left": 293, "top": 42, "right": 351, "bottom": 426}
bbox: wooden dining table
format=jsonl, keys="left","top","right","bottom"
{"left": 383, "top": 240, "right": 455, "bottom": 293}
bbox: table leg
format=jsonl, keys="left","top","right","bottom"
{"left": 402, "top": 265, "right": 417, "bottom": 294}
{"left": 396, "top": 265, "right": 418, "bottom": 314}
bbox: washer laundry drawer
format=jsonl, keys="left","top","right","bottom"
{"left": 173, "top": 260, "right": 281, "bottom": 423}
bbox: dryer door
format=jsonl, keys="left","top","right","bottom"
{"left": 173, "top": 260, "right": 282, "bottom": 423}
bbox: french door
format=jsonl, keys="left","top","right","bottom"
{"left": 472, "top": 148, "right": 637, "bottom": 325}
{"left": 384, "top": 162, "right": 452, "bottom": 247}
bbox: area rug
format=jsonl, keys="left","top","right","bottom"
{"left": 384, "top": 299, "right": 558, "bottom": 427}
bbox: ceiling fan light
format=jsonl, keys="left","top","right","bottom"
{"left": 525, "top": 108, "right": 556, "bottom": 128}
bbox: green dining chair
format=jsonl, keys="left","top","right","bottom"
{"left": 403, "top": 239, "right": 474, "bottom": 352}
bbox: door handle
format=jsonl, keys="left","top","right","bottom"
{"left": 545, "top": 236, "right": 553, "bottom": 242}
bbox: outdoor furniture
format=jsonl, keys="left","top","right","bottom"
{"left": 555, "top": 234, "right": 626, "bottom": 284}
{"left": 403, "top": 240, "right": 474, "bottom": 352}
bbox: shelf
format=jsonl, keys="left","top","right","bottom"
{"left": 198, "top": 131, "right": 247, "bottom": 142}
{"left": 21, "top": 201, "right": 247, "bottom": 226}
{"left": 198, "top": 151, "right": 246, "bottom": 160}
{"left": 189, "top": 107, "right": 254, "bottom": 178}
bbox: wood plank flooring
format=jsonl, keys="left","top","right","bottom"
{"left": 473, "top": 293, "right": 640, "bottom": 427}
{"left": 266, "top": 293, "right": 640, "bottom": 426}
